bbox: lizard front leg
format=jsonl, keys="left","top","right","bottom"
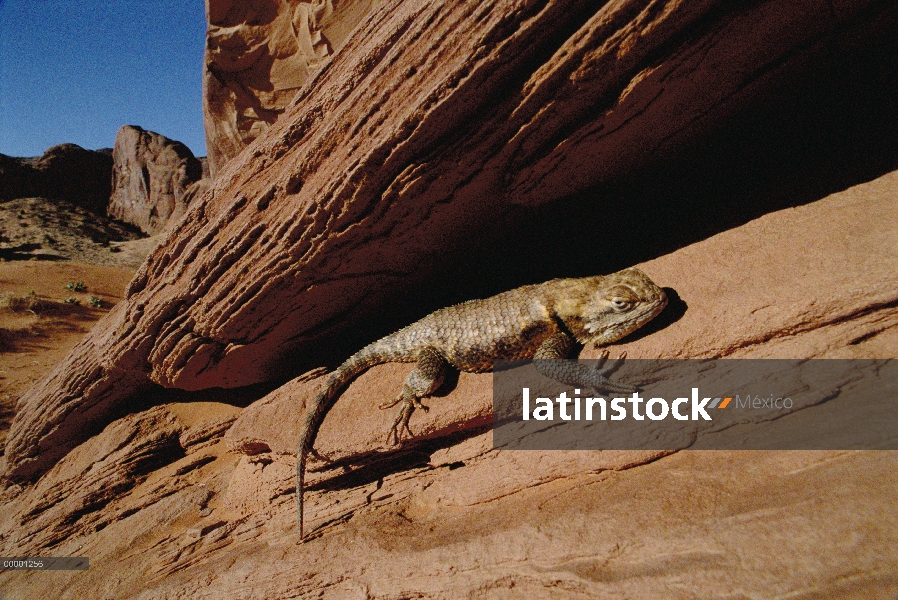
{"left": 533, "top": 333, "right": 635, "bottom": 394}
{"left": 380, "top": 347, "right": 447, "bottom": 444}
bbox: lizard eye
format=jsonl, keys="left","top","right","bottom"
{"left": 611, "top": 297, "right": 633, "bottom": 312}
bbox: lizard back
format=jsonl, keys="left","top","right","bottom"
{"left": 368, "top": 281, "right": 569, "bottom": 372}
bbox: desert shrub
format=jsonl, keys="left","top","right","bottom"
{"left": 1, "top": 292, "right": 57, "bottom": 314}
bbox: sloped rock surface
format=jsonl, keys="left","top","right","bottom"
{"left": 5, "top": 0, "right": 898, "bottom": 484}
{"left": 226, "top": 167, "right": 898, "bottom": 470}
{"left": 1, "top": 169, "right": 896, "bottom": 598}
{"left": 0, "top": 144, "right": 113, "bottom": 214}
{"left": 107, "top": 126, "right": 204, "bottom": 235}
{"left": 0, "top": 403, "right": 239, "bottom": 556}
{"left": 203, "top": 0, "right": 377, "bottom": 175}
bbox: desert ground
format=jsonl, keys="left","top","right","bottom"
{"left": 0, "top": 196, "right": 159, "bottom": 448}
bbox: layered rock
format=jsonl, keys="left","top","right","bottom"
{"left": 0, "top": 144, "right": 113, "bottom": 214}
{"left": 0, "top": 403, "right": 238, "bottom": 558}
{"left": 203, "top": 0, "right": 377, "bottom": 175}
{"left": 1, "top": 168, "right": 896, "bottom": 598}
{"left": 107, "top": 126, "right": 204, "bottom": 235}
{"left": 5, "top": 0, "right": 898, "bottom": 484}
{"left": 224, "top": 167, "right": 898, "bottom": 462}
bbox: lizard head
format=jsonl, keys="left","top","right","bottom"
{"left": 558, "top": 268, "right": 667, "bottom": 346}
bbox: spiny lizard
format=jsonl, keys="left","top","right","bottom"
{"left": 297, "top": 267, "right": 667, "bottom": 538}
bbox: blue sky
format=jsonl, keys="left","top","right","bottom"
{"left": 0, "top": 0, "right": 207, "bottom": 158}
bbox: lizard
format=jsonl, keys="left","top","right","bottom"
{"left": 296, "top": 267, "right": 667, "bottom": 538}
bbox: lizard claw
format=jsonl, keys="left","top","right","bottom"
{"left": 386, "top": 398, "right": 417, "bottom": 445}
{"left": 379, "top": 396, "right": 402, "bottom": 410}
{"left": 594, "top": 350, "right": 626, "bottom": 373}
{"left": 594, "top": 349, "right": 611, "bottom": 370}
{"left": 386, "top": 421, "right": 415, "bottom": 446}
{"left": 590, "top": 351, "right": 634, "bottom": 394}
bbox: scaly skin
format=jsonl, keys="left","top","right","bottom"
{"left": 297, "top": 267, "right": 667, "bottom": 538}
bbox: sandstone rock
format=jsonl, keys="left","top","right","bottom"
{"left": 1, "top": 169, "right": 896, "bottom": 598}
{"left": 34, "top": 144, "right": 114, "bottom": 215}
{"left": 5, "top": 0, "right": 898, "bottom": 484}
{"left": 0, "top": 403, "right": 238, "bottom": 557}
{"left": 107, "top": 125, "right": 204, "bottom": 235}
{"left": 0, "top": 144, "right": 113, "bottom": 214}
{"left": 203, "top": 0, "right": 377, "bottom": 175}
{"left": 198, "top": 156, "right": 210, "bottom": 180}
{"left": 223, "top": 168, "right": 898, "bottom": 468}
{"left": 179, "top": 178, "right": 211, "bottom": 219}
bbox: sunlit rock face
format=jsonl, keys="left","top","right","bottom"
{"left": 202, "top": 0, "right": 376, "bottom": 176}
{"left": 108, "top": 125, "right": 204, "bottom": 235}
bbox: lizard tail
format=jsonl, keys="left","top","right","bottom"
{"left": 296, "top": 348, "right": 393, "bottom": 539}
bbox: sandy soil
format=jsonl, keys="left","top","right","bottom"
{"left": 0, "top": 261, "right": 137, "bottom": 448}
{"left": 0, "top": 194, "right": 159, "bottom": 447}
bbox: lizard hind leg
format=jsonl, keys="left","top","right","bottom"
{"left": 385, "top": 348, "right": 447, "bottom": 445}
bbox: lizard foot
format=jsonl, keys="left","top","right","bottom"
{"left": 384, "top": 348, "right": 444, "bottom": 445}
{"left": 591, "top": 350, "right": 637, "bottom": 394}
{"left": 386, "top": 396, "right": 423, "bottom": 445}
{"left": 380, "top": 395, "right": 429, "bottom": 412}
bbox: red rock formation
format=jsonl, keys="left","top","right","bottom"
{"left": 203, "top": 0, "right": 376, "bottom": 175}
{"left": 4, "top": 0, "right": 898, "bottom": 485}
{"left": 107, "top": 126, "right": 204, "bottom": 235}
{"left": 2, "top": 169, "right": 896, "bottom": 597}
{"left": 0, "top": 144, "right": 113, "bottom": 214}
